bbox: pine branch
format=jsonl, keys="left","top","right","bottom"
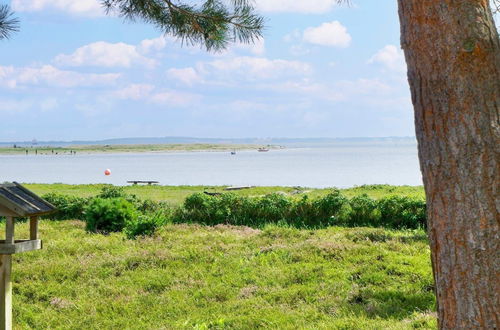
{"left": 101, "top": 0, "right": 264, "bottom": 51}
{"left": 0, "top": 5, "right": 19, "bottom": 40}
{"left": 493, "top": 0, "right": 500, "bottom": 14}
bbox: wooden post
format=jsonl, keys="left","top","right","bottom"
{"left": 5, "top": 218, "right": 14, "bottom": 245}
{"left": 1, "top": 217, "right": 14, "bottom": 330}
{"left": 0, "top": 255, "right": 11, "bottom": 330}
{"left": 29, "top": 216, "right": 38, "bottom": 241}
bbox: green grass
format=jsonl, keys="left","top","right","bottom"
{"left": 0, "top": 143, "right": 276, "bottom": 155}
{"left": 25, "top": 184, "right": 425, "bottom": 206}
{"left": 10, "top": 221, "right": 436, "bottom": 329}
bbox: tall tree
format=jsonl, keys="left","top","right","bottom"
{"left": 0, "top": 4, "right": 19, "bottom": 40}
{"left": 397, "top": 1, "right": 499, "bottom": 328}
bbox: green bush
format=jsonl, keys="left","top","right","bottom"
{"left": 346, "top": 194, "right": 381, "bottom": 227}
{"left": 175, "top": 191, "right": 427, "bottom": 230}
{"left": 42, "top": 193, "right": 89, "bottom": 220}
{"left": 254, "top": 193, "right": 292, "bottom": 223}
{"left": 124, "top": 212, "right": 169, "bottom": 239}
{"left": 177, "top": 193, "right": 247, "bottom": 225}
{"left": 308, "top": 190, "right": 350, "bottom": 226}
{"left": 97, "top": 186, "right": 127, "bottom": 199}
{"left": 378, "top": 196, "right": 427, "bottom": 229}
{"left": 136, "top": 199, "right": 170, "bottom": 214}
{"left": 84, "top": 198, "right": 137, "bottom": 233}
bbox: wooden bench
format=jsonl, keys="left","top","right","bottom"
{"left": 127, "top": 180, "right": 159, "bottom": 185}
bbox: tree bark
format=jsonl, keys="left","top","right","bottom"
{"left": 397, "top": 1, "right": 500, "bottom": 329}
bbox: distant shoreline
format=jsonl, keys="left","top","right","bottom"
{"left": 0, "top": 143, "right": 281, "bottom": 155}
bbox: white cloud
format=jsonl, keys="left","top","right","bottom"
{"left": 0, "top": 66, "right": 17, "bottom": 88}
{"left": 255, "top": 0, "right": 339, "bottom": 14}
{"left": 369, "top": 45, "right": 407, "bottom": 72}
{"left": 39, "top": 98, "right": 59, "bottom": 111}
{"left": 199, "top": 56, "right": 313, "bottom": 82}
{"left": 0, "top": 99, "right": 33, "bottom": 114}
{"left": 113, "top": 84, "right": 200, "bottom": 107}
{"left": 303, "top": 21, "right": 351, "bottom": 48}
{"left": 138, "top": 37, "right": 168, "bottom": 54}
{"left": 167, "top": 68, "right": 201, "bottom": 86}
{"left": 150, "top": 91, "right": 200, "bottom": 107}
{"left": 336, "top": 78, "right": 392, "bottom": 95}
{"left": 55, "top": 41, "right": 156, "bottom": 68}
{"left": 263, "top": 79, "right": 343, "bottom": 102}
{"left": 231, "top": 38, "right": 266, "bottom": 55}
{"left": 0, "top": 65, "right": 120, "bottom": 88}
{"left": 113, "top": 84, "right": 155, "bottom": 100}
{"left": 12, "top": 0, "right": 103, "bottom": 17}
{"left": 261, "top": 78, "right": 394, "bottom": 104}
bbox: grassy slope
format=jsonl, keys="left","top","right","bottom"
{"left": 12, "top": 221, "right": 435, "bottom": 329}
{"left": 25, "top": 184, "right": 425, "bottom": 206}
{"left": 0, "top": 144, "right": 274, "bottom": 155}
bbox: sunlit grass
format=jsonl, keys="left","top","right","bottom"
{"left": 10, "top": 221, "right": 435, "bottom": 329}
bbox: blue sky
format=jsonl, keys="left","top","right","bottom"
{"left": 0, "top": 0, "right": 414, "bottom": 141}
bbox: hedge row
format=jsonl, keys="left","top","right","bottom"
{"left": 175, "top": 191, "right": 427, "bottom": 229}
{"left": 42, "top": 187, "right": 427, "bottom": 239}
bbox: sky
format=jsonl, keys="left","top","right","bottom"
{"left": 0, "top": 0, "right": 414, "bottom": 141}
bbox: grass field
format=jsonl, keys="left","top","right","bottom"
{"left": 0, "top": 143, "right": 276, "bottom": 155}
{"left": 11, "top": 221, "right": 435, "bottom": 329}
{"left": 25, "top": 184, "right": 425, "bottom": 206}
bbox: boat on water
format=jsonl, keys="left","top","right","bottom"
{"left": 258, "top": 147, "right": 269, "bottom": 152}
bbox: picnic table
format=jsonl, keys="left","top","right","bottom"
{"left": 127, "top": 180, "right": 159, "bottom": 185}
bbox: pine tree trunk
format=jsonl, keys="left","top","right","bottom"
{"left": 397, "top": 1, "right": 500, "bottom": 329}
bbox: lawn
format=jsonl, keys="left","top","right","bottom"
{"left": 10, "top": 221, "right": 435, "bottom": 329}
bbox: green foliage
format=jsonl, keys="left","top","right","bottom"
{"left": 97, "top": 185, "right": 166, "bottom": 212}
{"left": 293, "top": 190, "right": 351, "bottom": 227}
{"left": 347, "top": 194, "right": 382, "bottom": 227}
{"left": 254, "top": 193, "right": 293, "bottom": 222}
{"left": 124, "top": 212, "right": 169, "bottom": 239}
{"left": 101, "top": 0, "right": 264, "bottom": 51}
{"left": 177, "top": 191, "right": 427, "bottom": 230}
{"left": 97, "top": 185, "right": 128, "bottom": 199}
{"left": 177, "top": 193, "right": 294, "bottom": 226}
{"left": 84, "top": 198, "right": 137, "bottom": 233}
{"left": 41, "top": 193, "right": 89, "bottom": 220}
{"left": 38, "top": 185, "right": 427, "bottom": 237}
{"left": 0, "top": 5, "right": 19, "bottom": 40}
{"left": 378, "top": 196, "right": 427, "bottom": 229}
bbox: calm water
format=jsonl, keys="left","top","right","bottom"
{"left": 0, "top": 143, "right": 422, "bottom": 188}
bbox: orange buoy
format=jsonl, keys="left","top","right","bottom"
{"left": 104, "top": 169, "right": 111, "bottom": 176}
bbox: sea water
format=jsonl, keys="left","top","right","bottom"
{"left": 0, "top": 142, "right": 422, "bottom": 188}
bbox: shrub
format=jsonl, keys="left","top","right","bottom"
{"left": 136, "top": 199, "right": 170, "bottom": 214}
{"left": 176, "top": 193, "right": 294, "bottom": 226}
{"left": 254, "top": 193, "right": 293, "bottom": 223}
{"left": 97, "top": 186, "right": 127, "bottom": 199}
{"left": 311, "top": 190, "right": 350, "bottom": 226}
{"left": 378, "top": 196, "right": 427, "bottom": 229}
{"left": 124, "top": 212, "right": 169, "bottom": 239}
{"left": 84, "top": 198, "right": 137, "bottom": 233}
{"left": 42, "top": 193, "right": 89, "bottom": 220}
{"left": 348, "top": 194, "right": 381, "bottom": 227}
